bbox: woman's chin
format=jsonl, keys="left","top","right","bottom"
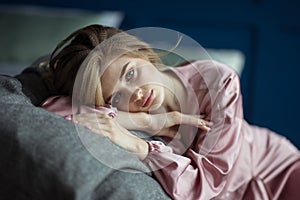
{"left": 147, "top": 96, "right": 165, "bottom": 112}
{"left": 147, "top": 103, "right": 165, "bottom": 113}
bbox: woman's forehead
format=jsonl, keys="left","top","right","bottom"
{"left": 103, "top": 56, "right": 129, "bottom": 77}
{"left": 100, "top": 56, "right": 127, "bottom": 100}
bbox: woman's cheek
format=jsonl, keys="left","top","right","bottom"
{"left": 128, "top": 103, "right": 140, "bottom": 112}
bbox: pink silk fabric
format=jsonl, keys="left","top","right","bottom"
{"left": 40, "top": 60, "right": 300, "bottom": 200}
{"left": 143, "top": 60, "right": 300, "bottom": 199}
{"left": 41, "top": 95, "right": 117, "bottom": 119}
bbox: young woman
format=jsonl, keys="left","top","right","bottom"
{"left": 41, "top": 24, "right": 300, "bottom": 199}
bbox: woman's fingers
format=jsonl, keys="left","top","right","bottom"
{"left": 197, "top": 119, "right": 212, "bottom": 131}
{"left": 180, "top": 113, "right": 212, "bottom": 131}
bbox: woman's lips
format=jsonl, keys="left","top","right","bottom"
{"left": 142, "top": 90, "right": 154, "bottom": 107}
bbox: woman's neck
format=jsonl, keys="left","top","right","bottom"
{"left": 161, "top": 71, "right": 187, "bottom": 112}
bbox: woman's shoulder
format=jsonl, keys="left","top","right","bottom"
{"left": 170, "top": 59, "right": 240, "bottom": 90}
{"left": 177, "top": 59, "right": 238, "bottom": 76}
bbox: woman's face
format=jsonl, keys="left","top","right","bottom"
{"left": 101, "top": 56, "right": 165, "bottom": 112}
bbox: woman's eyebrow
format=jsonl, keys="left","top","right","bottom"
{"left": 106, "top": 61, "right": 130, "bottom": 104}
{"left": 119, "top": 61, "right": 130, "bottom": 80}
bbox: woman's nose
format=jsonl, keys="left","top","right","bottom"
{"left": 130, "top": 88, "right": 144, "bottom": 105}
{"left": 135, "top": 88, "right": 143, "bottom": 102}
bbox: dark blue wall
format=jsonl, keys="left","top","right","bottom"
{"left": 1, "top": 0, "right": 300, "bottom": 148}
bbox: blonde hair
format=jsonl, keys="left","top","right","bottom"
{"left": 47, "top": 24, "right": 162, "bottom": 106}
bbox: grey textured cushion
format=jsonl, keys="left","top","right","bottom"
{"left": 0, "top": 74, "right": 170, "bottom": 199}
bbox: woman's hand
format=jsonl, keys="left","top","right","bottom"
{"left": 117, "top": 111, "right": 212, "bottom": 138}
{"left": 162, "top": 111, "right": 211, "bottom": 131}
{"left": 72, "top": 113, "right": 149, "bottom": 160}
{"left": 147, "top": 112, "right": 212, "bottom": 138}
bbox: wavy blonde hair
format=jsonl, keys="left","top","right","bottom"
{"left": 47, "top": 24, "right": 162, "bottom": 106}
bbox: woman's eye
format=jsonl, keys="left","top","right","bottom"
{"left": 112, "top": 92, "right": 121, "bottom": 106}
{"left": 125, "top": 68, "right": 135, "bottom": 82}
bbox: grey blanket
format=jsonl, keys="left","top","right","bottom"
{"left": 0, "top": 62, "right": 170, "bottom": 200}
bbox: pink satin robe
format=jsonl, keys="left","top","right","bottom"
{"left": 41, "top": 60, "right": 300, "bottom": 200}
{"left": 143, "top": 60, "right": 300, "bottom": 199}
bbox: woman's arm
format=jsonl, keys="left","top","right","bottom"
{"left": 70, "top": 110, "right": 211, "bottom": 160}
{"left": 116, "top": 111, "right": 211, "bottom": 137}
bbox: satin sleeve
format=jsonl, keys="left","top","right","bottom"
{"left": 41, "top": 95, "right": 117, "bottom": 120}
{"left": 143, "top": 61, "right": 244, "bottom": 200}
